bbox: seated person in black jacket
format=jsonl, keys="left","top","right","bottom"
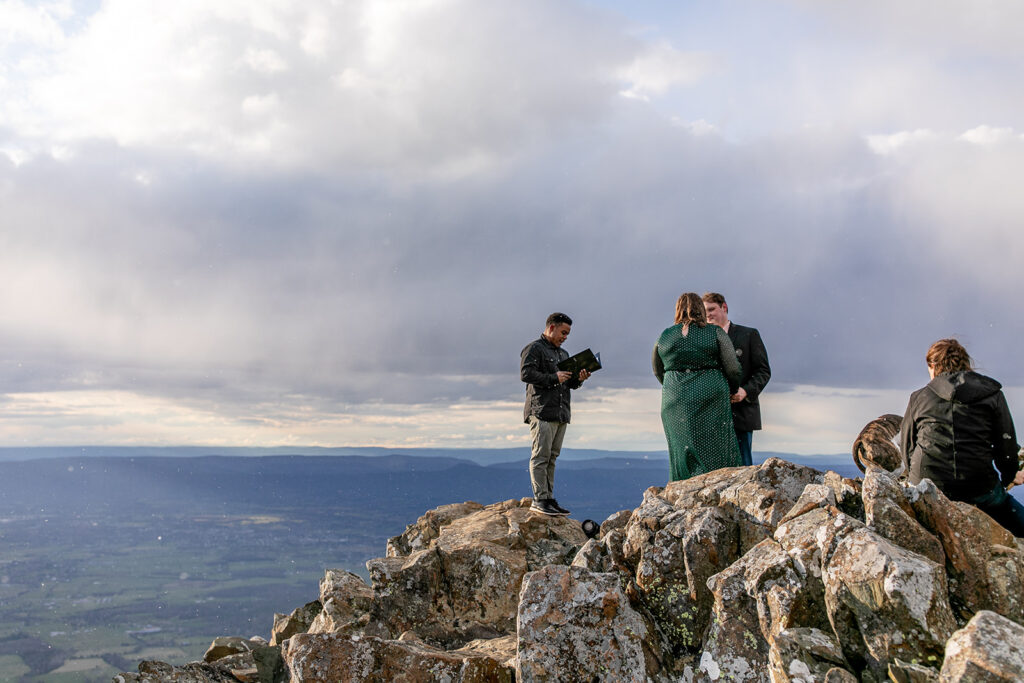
{"left": 901, "top": 338, "right": 1024, "bottom": 537}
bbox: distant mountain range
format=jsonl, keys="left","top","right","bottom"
{"left": 0, "top": 444, "right": 851, "bottom": 467}
{"left": 0, "top": 450, "right": 867, "bottom": 529}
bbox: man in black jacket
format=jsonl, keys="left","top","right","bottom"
{"left": 520, "top": 312, "right": 591, "bottom": 516}
{"left": 703, "top": 293, "right": 771, "bottom": 466}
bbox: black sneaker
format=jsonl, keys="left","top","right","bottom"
{"left": 530, "top": 499, "right": 562, "bottom": 516}
{"left": 550, "top": 499, "right": 571, "bottom": 516}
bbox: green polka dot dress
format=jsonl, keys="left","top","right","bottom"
{"left": 653, "top": 323, "right": 743, "bottom": 481}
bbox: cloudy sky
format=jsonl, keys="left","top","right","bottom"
{"left": 1, "top": 0, "right": 1022, "bottom": 455}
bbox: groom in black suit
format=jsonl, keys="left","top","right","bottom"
{"left": 703, "top": 293, "right": 771, "bottom": 466}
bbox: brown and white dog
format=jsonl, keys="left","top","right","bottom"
{"left": 852, "top": 413, "right": 904, "bottom": 476}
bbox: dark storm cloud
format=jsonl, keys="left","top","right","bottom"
{"left": 5, "top": 110, "right": 1023, "bottom": 418}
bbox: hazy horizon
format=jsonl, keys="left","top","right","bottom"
{"left": 0, "top": 444, "right": 853, "bottom": 463}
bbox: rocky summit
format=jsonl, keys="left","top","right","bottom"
{"left": 114, "top": 458, "right": 1024, "bottom": 682}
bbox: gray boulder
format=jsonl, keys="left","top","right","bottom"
{"left": 284, "top": 632, "right": 513, "bottom": 682}
{"left": 270, "top": 600, "right": 321, "bottom": 646}
{"left": 367, "top": 498, "right": 586, "bottom": 646}
{"left": 516, "top": 564, "right": 664, "bottom": 682}
{"left": 306, "top": 570, "right": 378, "bottom": 636}
{"left": 863, "top": 468, "right": 944, "bottom": 567}
{"left": 823, "top": 526, "right": 955, "bottom": 679}
{"left": 909, "top": 479, "right": 1024, "bottom": 623}
{"left": 939, "top": 610, "right": 1024, "bottom": 682}
{"left": 769, "top": 628, "right": 850, "bottom": 683}
{"left": 203, "top": 636, "right": 268, "bottom": 663}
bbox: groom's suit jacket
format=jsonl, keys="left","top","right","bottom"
{"left": 725, "top": 323, "right": 771, "bottom": 432}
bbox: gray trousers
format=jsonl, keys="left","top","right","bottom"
{"left": 528, "top": 416, "right": 567, "bottom": 500}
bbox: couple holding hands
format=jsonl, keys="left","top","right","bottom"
{"left": 652, "top": 292, "right": 771, "bottom": 482}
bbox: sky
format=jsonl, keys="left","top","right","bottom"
{"left": 1, "top": 0, "right": 1023, "bottom": 455}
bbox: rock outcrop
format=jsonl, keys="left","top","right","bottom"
{"left": 939, "top": 610, "right": 1024, "bottom": 681}
{"left": 516, "top": 564, "right": 664, "bottom": 681}
{"left": 115, "top": 458, "right": 1024, "bottom": 682}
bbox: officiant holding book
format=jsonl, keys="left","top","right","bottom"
{"left": 520, "top": 312, "right": 593, "bottom": 517}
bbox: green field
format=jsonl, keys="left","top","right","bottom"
{"left": 0, "top": 510, "right": 382, "bottom": 682}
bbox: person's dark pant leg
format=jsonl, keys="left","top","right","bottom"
{"left": 971, "top": 484, "right": 1024, "bottom": 538}
{"left": 998, "top": 495, "right": 1024, "bottom": 537}
{"left": 735, "top": 429, "right": 753, "bottom": 467}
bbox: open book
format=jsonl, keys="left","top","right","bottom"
{"left": 557, "top": 348, "right": 602, "bottom": 379}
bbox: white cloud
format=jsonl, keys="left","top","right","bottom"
{"left": 570, "top": 388, "right": 665, "bottom": 451}
{"left": 241, "top": 92, "right": 281, "bottom": 117}
{"left": 959, "top": 125, "right": 1015, "bottom": 146}
{"left": 617, "top": 41, "right": 714, "bottom": 100}
{"left": 0, "top": 0, "right": 645, "bottom": 171}
{"left": 0, "top": 0, "right": 70, "bottom": 48}
{"left": 782, "top": 0, "right": 1024, "bottom": 56}
{"left": 0, "top": 145, "right": 30, "bottom": 165}
{"left": 872, "top": 130, "right": 1024, "bottom": 292}
{"left": 243, "top": 47, "right": 289, "bottom": 74}
{"left": 671, "top": 117, "right": 718, "bottom": 137}
{"left": 864, "top": 129, "right": 935, "bottom": 156}
{"left": 682, "top": 2, "right": 1024, "bottom": 141}
{"left": 0, "top": 388, "right": 529, "bottom": 448}
{"left": 759, "top": 385, "right": 912, "bottom": 456}
{"left": 0, "top": 381, "right": 932, "bottom": 456}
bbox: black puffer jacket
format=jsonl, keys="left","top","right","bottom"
{"left": 520, "top": 337, "right": 582, "bottom": 424}
{"left": 901, "top": 370, "right": 1019, "bottom": 500}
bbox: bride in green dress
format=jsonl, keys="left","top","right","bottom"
{"left": 653, "top": 292, "right": 743, "bottom": 481}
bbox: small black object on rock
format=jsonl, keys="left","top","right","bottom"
{"left": 581, "top": 519, "right": 600, "bottom": 539}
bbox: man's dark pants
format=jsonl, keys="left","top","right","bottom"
{"left": 736, "top": 429, "right": 753, "bottom": 467}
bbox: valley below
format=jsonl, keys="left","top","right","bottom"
{"left": 0, "top": 451, "right": 699, "bottom": 682}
